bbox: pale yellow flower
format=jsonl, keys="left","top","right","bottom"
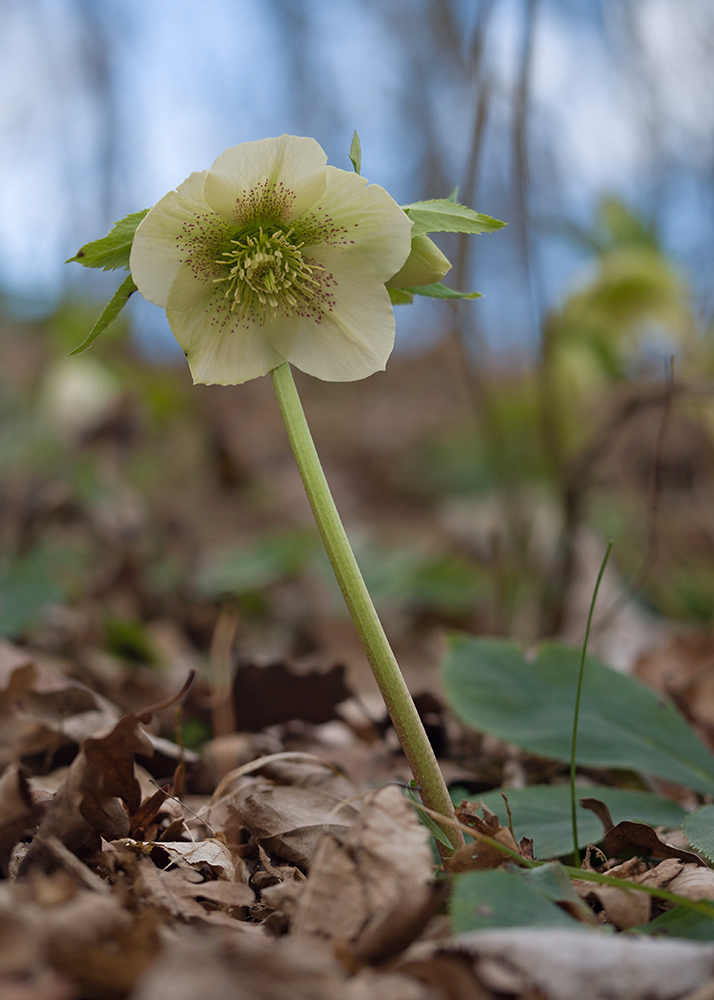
{"left": 130, "top": 135, "right": 413, "bottom": 384}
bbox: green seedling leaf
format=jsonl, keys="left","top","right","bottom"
{"left": 68, "top": 274, "right": 137, "bottom": 356}
{"left": 67, "top": 209, "right": 149, "bottom": 271}
{"left": 443, "top": 636, "right": 714, "bottom": 795}
{"left": 522, "top": 862, "right": 596, "bottom": 922}
{"left": 635, "top": 905, "right": 714, "bottom": 940}
{"left": 349, "top": 130, "right": 362, "bottom": 174}
{"left": 450, "top": 868, "right": 579, "bottom": 932}
{"left": 387, "top": 286, "right": 414, "bottom": 305}
{"left": 197, "top": 530, "right": 318, "bottom": 598}
{"left": 468, "top": 784, "right": 686, "bottom": 859}
{"left": 684, "top": 804, "right": 714, "bottom": 863}
{"left": 0, "top": 551, "right": 64, "bottom": 638}
{"left": 570, "top": 540, "right": 612, "bottom": 865}
{"left": 405, "top": 781, "right": 454, "bottom": 848}
{"left": 404, "top": 281, "right": 482, "bottom": 300}
{"left": 402, "top": 199, "right": 505, "bottom": 238}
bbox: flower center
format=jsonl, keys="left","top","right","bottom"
{"left": 214, "top": 227, "right": 323, "bottom": 322}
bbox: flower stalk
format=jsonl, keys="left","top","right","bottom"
{"left": 270, "top": 360, "right": 463, "bottom": 856}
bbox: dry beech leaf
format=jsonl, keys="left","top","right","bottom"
{"left": 228, "top": 780, "right": 358, "bottom": 868}
{"left": 574, "top": 857, "right": 652, "bottom": 929}
{"left": 580, "top": 797, "right": 701, "bottom": 865}
{"left": 397, "top": 953, "right": 491, "bottom": 1000}
{"left": 0, "top": 970, "right": 74, "bottom": 1000}
{"left": 292, "top": 785, "right": 434, "bottom": 957}
{"left": 134, "top": 856, "right": 253, "bottom": 926}
{"left": 448, "top": 800, "right": 519, "bottom": 873}
{"left": 635, "top": 856, "right": 683, "bottom": 889}
{"left": 231, "top": 660, "right": 353, "bottom": 731}
{"left": 349, "top": 882, "right": 448, "bottom": 968}
{"left": 0, "top": 640, "right": 119, "bottom": 768}
{"left": 205, "top": 754, "right": 358, "bottom": 868}
{"left": 20, "top": 714, "right": 154, "bottom": 872}
{"left": 576, "top": 881, "right": 651, "bottom": 930}
{"left": 117, "top": 836, "right": 240, "bottom": 881}
{"left": 130, "top": 925, "right": 346, "bottom": 1000}
{"left": 0, "top": 877, "right": 134, "bottom": 976}
{"left": 668, "top": 864, "right": 714, "bottom": 901}
{"left": 578, "top": 857, "right": 714, "bottom": 925}
{"left": 0, "top": 764, "right": 39, "bottom": 874}
{"left": 344, "top": 967, "right": 440, "bottom": 1000}
{"left": 261, "top": 879, "right": 306, "bottom": 921}
{"left": 437, "top": 927, "right": 714, "bottom": 1000}
{"left": 602, "top": 821, "right": 702, "bottom": 865}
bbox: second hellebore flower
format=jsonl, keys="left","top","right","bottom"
{"left": 130, "top": 135, "right": 413, "bottom": 384}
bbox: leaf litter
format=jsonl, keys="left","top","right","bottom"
{"left": 2, "top": 636, "right": 714, "bottom": 998}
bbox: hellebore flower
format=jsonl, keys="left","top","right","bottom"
{"left": 130, "top": 135, "right": 413, "bottom": 384}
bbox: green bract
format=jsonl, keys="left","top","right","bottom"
{"left": 67, "top": 210, "right": 149, "bottom": 272}
{"left": 129, "top": 134, "right": 413, "bottom": 384}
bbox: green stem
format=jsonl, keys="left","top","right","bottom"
{"left": 571, "top": 540, "right": 613, "bottom": 867}
{"left": 270, "top": 361, "right": 463, "bottom": 855}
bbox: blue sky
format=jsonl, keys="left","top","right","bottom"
{"left": 1, "top": 0, "right": 713, "bottom": 359}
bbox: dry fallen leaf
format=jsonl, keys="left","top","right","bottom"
{"left": 0, "top": 870, "right": 159, "bottom": 998}
{"left": 20, "top": 713, "right": 154, "bottom": 872}
{"left": 668, "top": 864, "right": 714, "bottom": 901}
{"left": 0, "top": 763, "right": 39, "bottom": 874}
{"left": 344, "top": 967, "right": 440, "bottom": 1000}
{"left": 291, "top": 784, "right": 435, "bottom": 964}
{"left": 129, "top": 926, "right": 347, "bottom": 1000}
{"left": 204, "top": 753, "right": 358, "bottom": 868}
{"left": 580, "top": 796, "right": 701, "bottom": 865}
{"left": 0, "top": 640, "right": 120, "bottom": 770}
{"left": 437, "top": 927, "right": 714, "bottom": 1000}
{"left": 447, "top": 799, "right": 520, "bottom": 873}
{"left": 117, "top": 836, "right": 241, "bottom": 881}
{"left": 133, "top": 855, "right": 253, "bottom": 927}
{"left": 231, "top": 660, "right": 353, "bottom": 731}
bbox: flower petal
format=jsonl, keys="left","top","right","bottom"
{"left": 263, "top": 250, "right": 396, "bottom": 381}
{"left": 130, "top": 171, "right": 232, "bottom": 309}
{"left": 203, "top": 135, "right": 328, "bottom": 228}
{"left": 294, "top": 167, "right": 412, "bottom": 283}
{"left": 165, "top": 269, "right": 285, "bottom": 386}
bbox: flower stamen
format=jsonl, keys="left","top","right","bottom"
{"left": 214, "top": 226, "right": 323, "bottom": 322}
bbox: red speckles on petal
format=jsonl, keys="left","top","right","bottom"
{"left": 291, "top": 210, "right": 351, "bottom": 249}
{"left": 234, "top": 179, "right": 297, "bottom": 226}
{"left": 175, "top": 212, "right": 232, "bottom": 282}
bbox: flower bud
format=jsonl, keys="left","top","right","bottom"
{"left": 386, "top": 234, "right": 451, "bottom": 288}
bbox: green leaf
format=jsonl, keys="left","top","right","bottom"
{"left": 466, "top": 784, "right": 686, "bottom": 859}
{"left": 450, "top": 869, "right": 579, "bottom": 932}
{"left": 197, "top": 530, "right": 318, "bottom": 598}
{"left": 402, "top": 200, "right": 506, "bottom": 238}
{"left": 387, "top": 286, "right": 414, "bottom": 306}
{"left": 0, "top": 551, "right": 63, "bottom": 638}
{"left": 68, "top": 274, "right": 137, "bottom": 356}
{"left": 635, "top": 906, "right": 714, "bottom": 940}
{"left": 443, "top": 636, "right": 714, "bottom": 795}
{"left": 405, "top": 281, "right": 482, "bottom": 300}
{"left": 521, "top": 862, "right": 596, "bottom": 922}
{"left": 349, "top": 130, "right": 362, "bottom": 175}
{"left": 447, "top": 186, "right": 459, "bottom": 203}
{"left": 405, "top": 781, "right": 454, "bottom": 848}
{"left": 66, "top": 209, "right": 149, "bottom": 271}
{"left": 684, "top": 805, "right": 714, "bottom": 863}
